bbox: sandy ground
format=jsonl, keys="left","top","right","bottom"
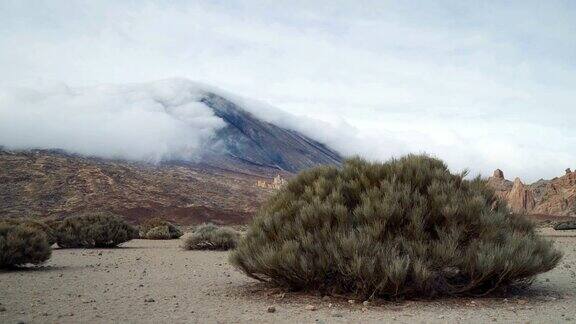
{"left": 2, "top": 230, "right": 576, "bottom": 323}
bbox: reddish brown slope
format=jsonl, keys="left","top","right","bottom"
{"left": 0, "top": 150, "right": 288, "bottom": 225}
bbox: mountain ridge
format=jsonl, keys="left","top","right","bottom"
{"left": 0, "top": 84, "right": 343, "bottom": 223}
{"left": 488, "top": 168, "right": 576, "bottom": 217}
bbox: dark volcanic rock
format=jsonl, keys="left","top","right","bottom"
{"left": 200, "top": 93, "right": 342, "bottom": 172}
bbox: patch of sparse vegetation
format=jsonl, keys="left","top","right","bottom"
{"left": 0, "top": 222, "right": 52, "bottom": 268}
{"left": 183, "top": 224, "right": 239, "bottom": 250}
{"left": 55, "top": 212, "right": 138, "bottom": 248}
{"left": 1, "top": 218, "right": 57, "bottom": 245}
{"left": 553, "top": 220, "right": 576, "bottom": 231}
{"left": 231, "top": 154, "right": 562, "bottom": 299}
{"left": 139, "top": 218, "right": 183, "bottom": 240}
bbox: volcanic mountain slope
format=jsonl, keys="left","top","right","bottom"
{"left": 200, "top": 92, "right": 342, "bottom": 172}
{"left": 488, "top": 168, "right": 576, "bottom": 217}
{"left": 0, "top": 83, "right": 343, "bottom": 224}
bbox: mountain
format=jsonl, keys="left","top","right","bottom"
{"left": 488, "top": 168, "right": 576, "bottom": 218}
{"left": 0, "top": 83, "right": 343, "bottom": 223}
{"left": 200, "top": 92, "right": 342, "bottom": 172}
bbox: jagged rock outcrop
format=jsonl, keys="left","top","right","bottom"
{"left": 507, "top": 178, "right": 536, "bottom": 213}
{"left": 533, "top": 171, "right": 576, "bottom": 216}
{"left": 488, "top": 168, "right": 576, "bottom": 217}
{"left": 493, "top": 169, "right": 504, "bottom": 179}
{"left": 487, "top": 169, "right": 513, "bottom": 201}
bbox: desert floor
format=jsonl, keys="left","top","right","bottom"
{"left": 2, "top": 229, "right": 576, "bottom": 324}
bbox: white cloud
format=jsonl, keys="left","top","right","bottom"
{"left": 0, "top": 79, "right": 226, "bottom": 162}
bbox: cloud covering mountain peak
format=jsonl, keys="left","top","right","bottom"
{"left": 0, "top": 79, "right": 259, "bottom": 162}
{"left": 0, "top": 78, "right": 349, "bottom": 167}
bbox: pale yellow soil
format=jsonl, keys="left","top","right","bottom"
{"left": 2, "top": 231, "right": 576, "bottom": 324}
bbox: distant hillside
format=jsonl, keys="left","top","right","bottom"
{"left": 0, "top": 149, "right": 287, "bottom": 224}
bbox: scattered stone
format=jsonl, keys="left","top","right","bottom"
{"left": 144, "top": 298, "right": 155, "bottom": 303}
{"left": 322, "top": 295, "right": 330, "bottom": 301}
{"left": 362, "top": 300, "right": 370, "bottom": 306}
{"left": 305, "top": 305, "right": 317, "bottom": 311}
{"left": 543, "top": 296, "right": 557, "bottom": 301}
{"left": 267, "top": 306, "right": 276, "bottom": 313}
{"left": 361, "top": 307, "right": 368, "bottom": 312}
{"left": 348, "top": 299, "right": 356, "bottom": 304}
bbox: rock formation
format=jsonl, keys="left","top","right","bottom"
{"left": 507, "top": 178, "right": 536, "bottom": 213}
{"left": 493, "top": 169, "right": 504, "bottom": 179}
{"left": 488, "top": 168, "right": 576, "bottom": 217}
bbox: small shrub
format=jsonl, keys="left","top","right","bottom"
{"left": 0, "top": 222, "right": 52, "bottom": 268}
{"left": 145, "top": 225, "right": 172, "bottom": 239}
{"left": 1, "top": 218, "right": 57, "bottom": 245}
{"left": 139, "top": 218, "right": 183, "bottom": 240}
{"left": 55, "top": 212, "right": 138, "bottom": 248}
{"left": 553, "top": 221, "right": 576, "bottom": 230}
{"left": 230, "top": 155, "right": 562, "bottom": 299}
{"left": 183, "top": 224, "right": 239, "bottom": 250}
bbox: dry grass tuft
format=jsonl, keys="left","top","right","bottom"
{"left": 183, "top": 223, "right": 239, "bottom": 250}
{"left": 139, "top": 218, "right": 183, "bottom": 240}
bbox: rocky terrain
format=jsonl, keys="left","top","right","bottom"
{"left": 0, "top": 149, "right": 281, "bottom": 224}
{"left": 488, "top": 168, "right": 576, "bottom": 217}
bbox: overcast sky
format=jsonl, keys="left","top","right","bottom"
{"left": 1, "top": 1, "right": 575, "bottom": 182}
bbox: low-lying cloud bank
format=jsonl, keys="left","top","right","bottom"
{"left": 0, "top": 78, "right": 377, "bottom": 164}
{"left": 0, "top": 79, "right": 229, "bottom": 162}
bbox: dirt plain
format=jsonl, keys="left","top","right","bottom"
{"left": 2, "top": 229, "right": 576, "bottom": 324}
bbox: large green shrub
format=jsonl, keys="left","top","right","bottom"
{"left": 55, "top": 212, "right": 138, "bottom": 248}
{"left": 139, "top": 218, "right": 183, "bottom": 240}
{"left": 0, "top": 222, "right": 52, "bottom": 268}
{"left": 183, "top": 224, "right": 240, "bottom": 250}
{"left": 230, "top": 155, "right": 562, "bottom": 298}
